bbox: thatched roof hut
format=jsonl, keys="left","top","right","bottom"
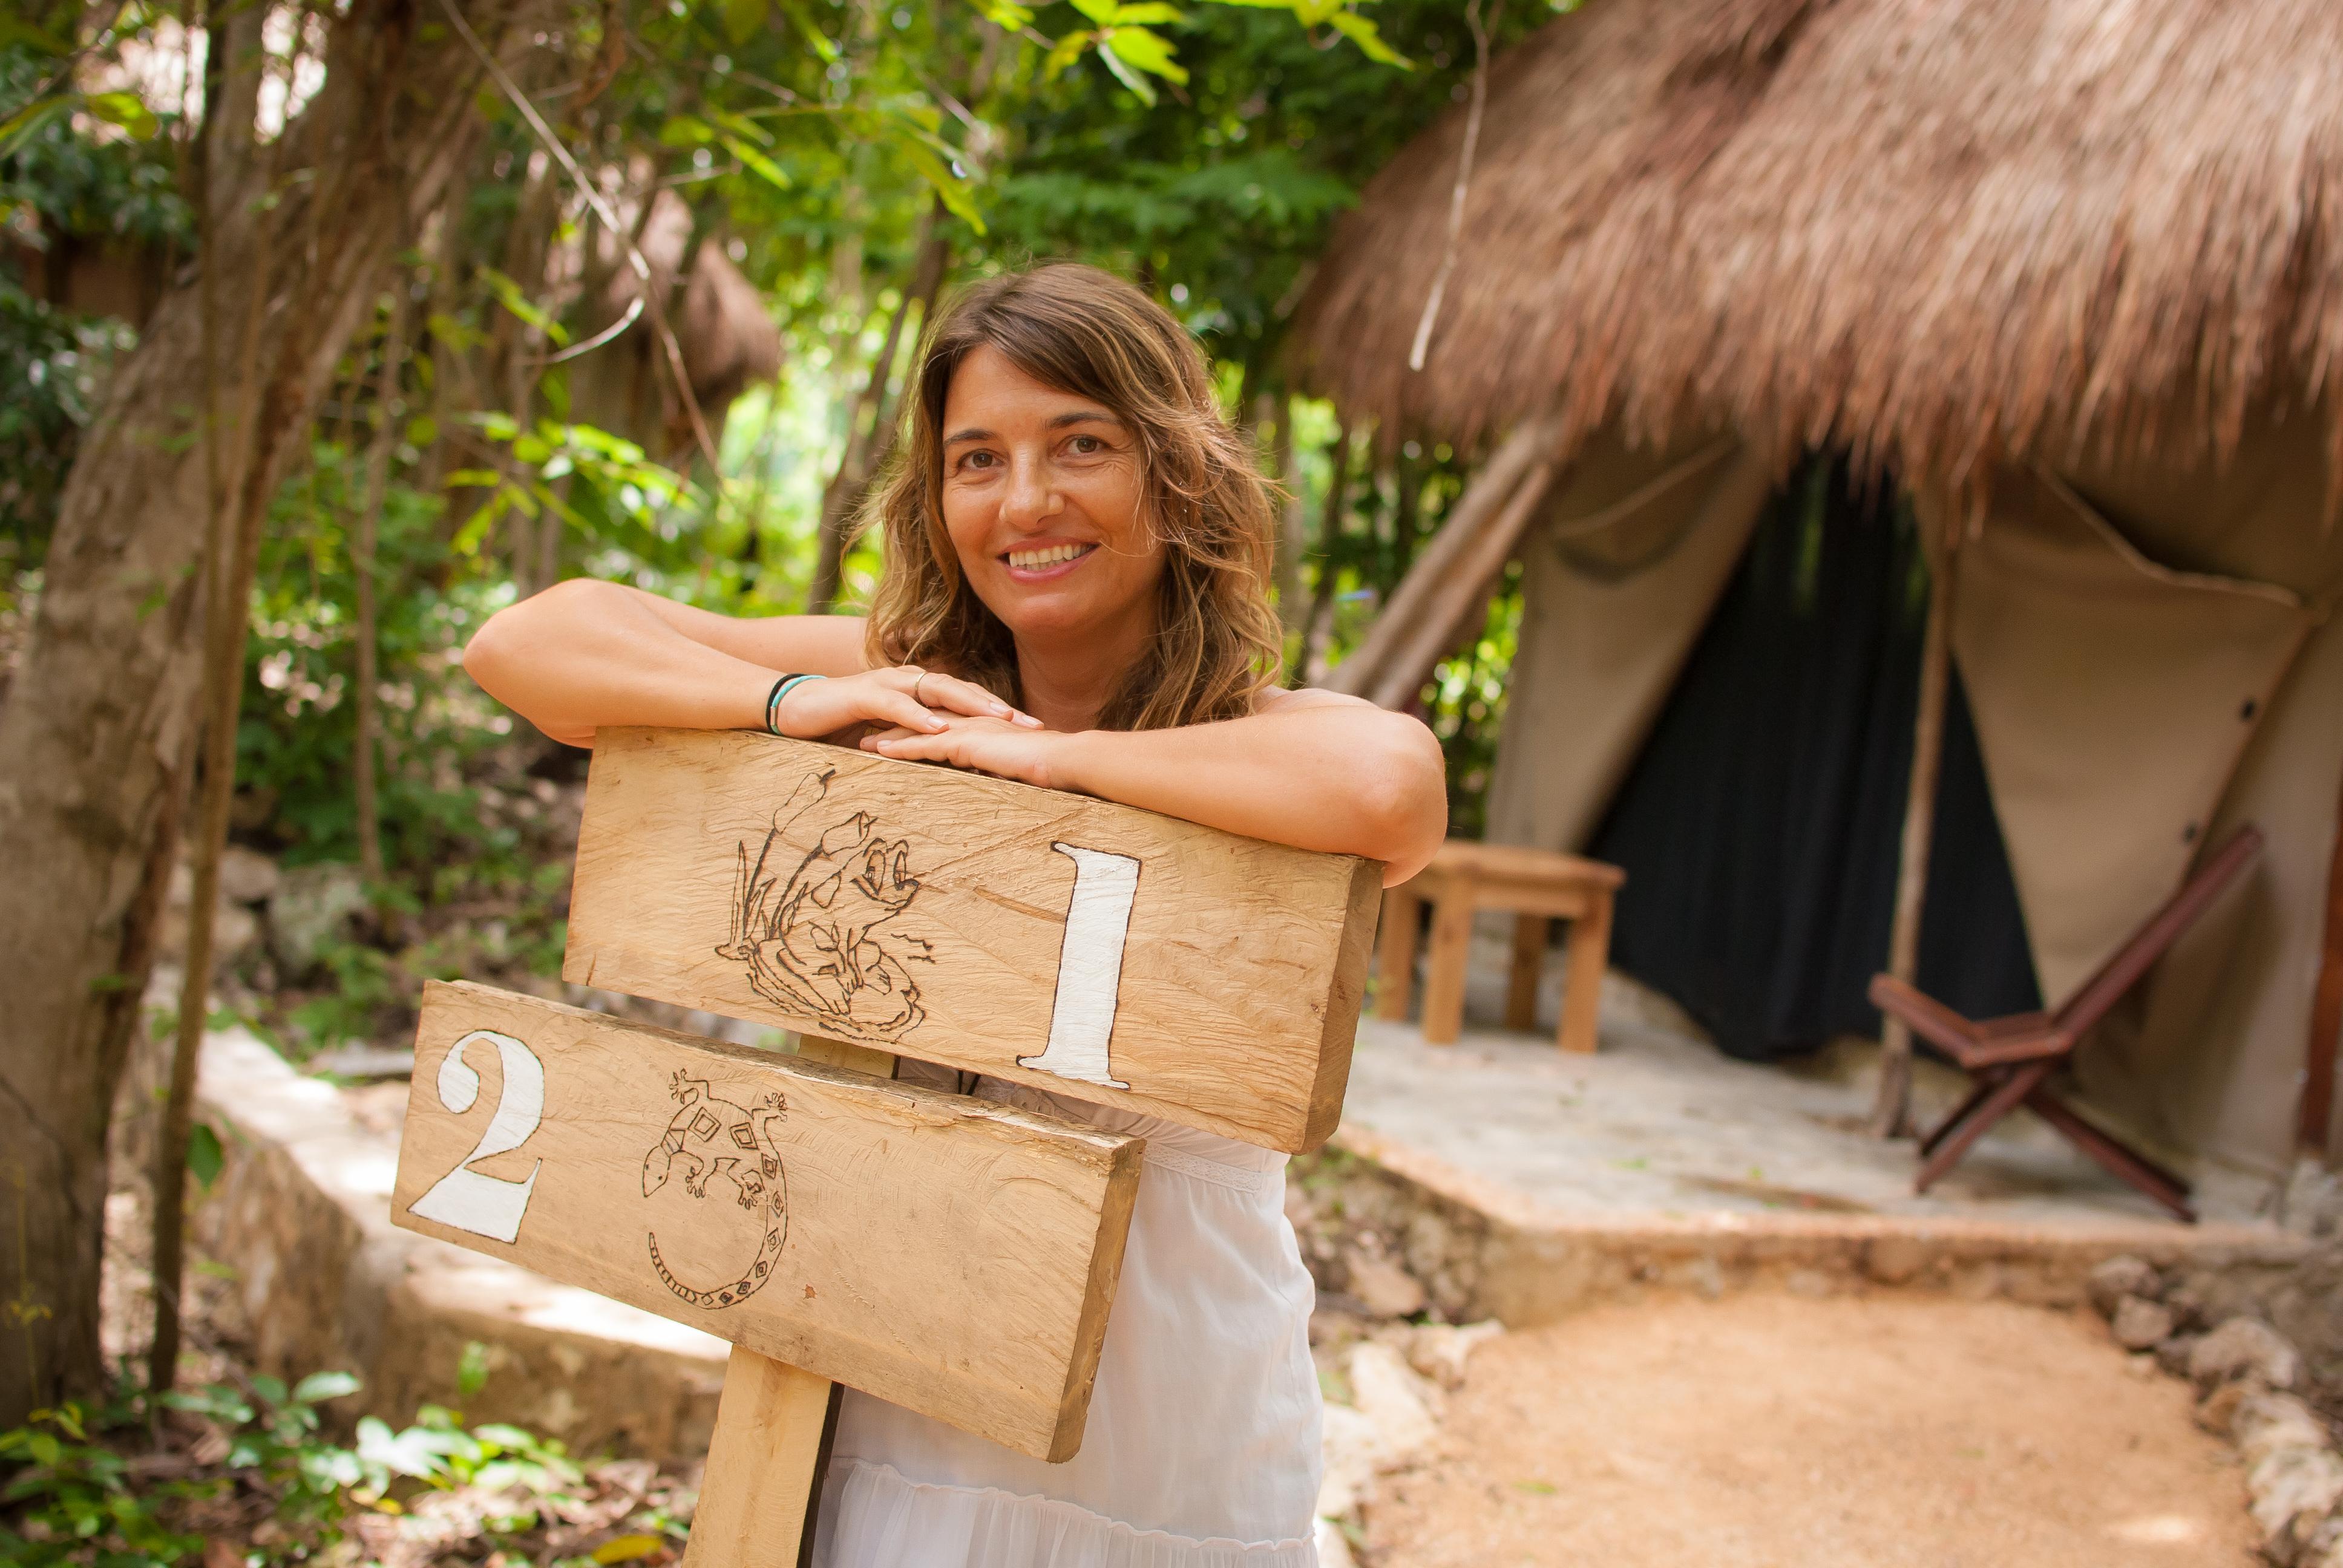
{"left": 1299, "top": 0, "right": 2343, "bottom": 486}
{"left": 1297, "top": 0, "right": 2343, "bottom": 1188}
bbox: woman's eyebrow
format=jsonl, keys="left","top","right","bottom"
{"left": 945, "top": 410, "right": 1118, "bottom": 446}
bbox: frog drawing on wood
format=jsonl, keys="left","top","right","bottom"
{"left": 718, "top": 767, "right": 934, "bottom": 1042}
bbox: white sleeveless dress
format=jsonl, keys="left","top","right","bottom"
{"left": 811, "top": 1074, "right": 1323, "bottom": 1567}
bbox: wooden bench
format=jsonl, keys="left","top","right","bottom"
{"left": 1376, "top": 841, "right": 1627, "bottom": 1054}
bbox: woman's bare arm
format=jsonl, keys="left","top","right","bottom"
{"left": 461, "top": 580, "right": 1024, "bottom": 746}
{"left": 862, "top": 688, "right": 1450, "bottom": 884}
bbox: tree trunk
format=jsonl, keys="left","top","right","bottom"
{"left": 355, "top": 268, "right": 417, "bottom": 893}
{"left": 0, "top": 0, "right": 520, "bottom": 1426}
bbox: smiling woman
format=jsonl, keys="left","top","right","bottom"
{"left": 865, "top": 264, "right": 1281, "bottom": 734}
{"left": 462, "top": 260, "right": 1444, "bottom": 1567}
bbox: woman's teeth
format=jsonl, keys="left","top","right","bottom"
{"left": 1006, "top": 543, "right": 1093, "bottom": 570}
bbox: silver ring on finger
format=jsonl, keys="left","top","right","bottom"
{"left": 913, "top": 671, "right": 930, "bottom": 705}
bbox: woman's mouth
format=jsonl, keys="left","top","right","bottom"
{"left": 1001, "top": 541, "right": 1097, "bottom": 580}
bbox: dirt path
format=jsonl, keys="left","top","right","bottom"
{"left": 1366, "top": 1293, "right": 2256, "bottom": 1567}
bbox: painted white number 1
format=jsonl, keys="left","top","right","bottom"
{"left": 1018, "top": 842, "right": 1141, "bottom": 1089}
{"left": 408, "top": 1029, "right": 545, "bottom": 1243}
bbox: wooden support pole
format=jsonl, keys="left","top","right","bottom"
{"left": 1365, "top": 454, "right": 1561, "bottom": 712}
{"left": 1869, "top": 529, "right": 1956, "bottom": 1138}
{"left": 2299, "top": 764, "right": 2343, "bottom": 1157}
{"left": 683, "top": 1350, "right": 842, "bottom": 1568}
{"left": 1328, "top": 410, "right": 1562, "bottom": 702}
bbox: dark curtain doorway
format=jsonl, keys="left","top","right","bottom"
{"left": 1585, "top": 456, "right": 2041, "bottom": 1061}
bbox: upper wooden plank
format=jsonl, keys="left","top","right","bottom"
{"left": 564, "top": 729, "right": 1381, "bottom": 1153}
{"left": 392, "top": 981, "right": 1141, "bottom": 1462}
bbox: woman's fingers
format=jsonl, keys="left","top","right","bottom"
{"left": 901, "top": 668, "right": 1044, "bottom": 728}
{"left": 922, "top": 674, "right": 1008, "bottom": 718}
{"left": 873, "top": 688, "right": 949, "bottom": 734}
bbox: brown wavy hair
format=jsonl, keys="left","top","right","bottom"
{"left": 861, "top": 263, "right": 1283, "bottom": 731}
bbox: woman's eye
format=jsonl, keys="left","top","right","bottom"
{"left": 1069, "top": 435, "right": 1102, "bottom": 455}
{"left": 960, "top": 450, "right": 997, "bottom": 471}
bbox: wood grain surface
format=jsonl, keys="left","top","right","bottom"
{"left": 392, "top": 981, "right": 1142, "bottom": 1461}
{"left": 565, "top": 728, "right": 1381, "bottom": 1154}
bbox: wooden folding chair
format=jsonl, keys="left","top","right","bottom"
{"left": 1869, "top": 825, "right": 2264, "bottom": 1223}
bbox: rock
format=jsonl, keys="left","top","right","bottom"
{"left": 2301, "top": 1516, "right": 2343, "bottom": 1568}
{"left": 1405, "top": 1321, "right": 1503, "bottom": 1391}
{"left": 267, "top": 863, "right": 368, "bottom": 975}
{"left": 1317, "top": 1402, "right": 1381, "bottom": 1519}
{"left": 2279, "top": 1157, "right": 2343, "bottom": 1240}
{"left": 306, "top": 1045, "right": 416, "bottom": 1080}
{"left": 1345, "top": 1249, "right": 1427, "bottom": 1320}
{"left": 160, "top": 861, "right": 264, "bottom": 969}
{"left": 2111, "top": 1296, "right": 2176, "bottom": 1351}
{"left": 2155, "top": 1333, "right": 2201, "bottom": 1379}
{"left": 2247, "top": 1445, "right": 2343, "bottom": 1548}
{"left": 2197, "top": 1379, "right": 2252, "bottom": 1436}
{"left": 217, "top": 846, "right": 281, "bottom": 905}
{"left": 1347, "top": 1341, "right": 1440, "bottom": 1470}
{"left": 2235, "top": 1393, "right": 2332, "bottom": 1469}
{"left": 2088, "top": 1255, "right": 2163, "bottom": 1319}
{"left": 2191, "top": 1317, "right": 2301, "bottom": 1392}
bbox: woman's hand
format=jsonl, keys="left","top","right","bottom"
{"left": 775, "top": 667, "right": 1041, "bottom": 742}
{"left": 859, "top": 712, "right": 1071, "bottom": 788}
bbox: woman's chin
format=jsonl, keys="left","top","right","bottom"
{"left": 989, "top": 593, "right": 1135, "bottom": 647}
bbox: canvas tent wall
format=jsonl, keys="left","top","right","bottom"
{"left": 1480, "top": 419, "right": 2343, "bottom": 1175}
{"left": 1292, "top": 0, "right": 2343, "bottom": 1176}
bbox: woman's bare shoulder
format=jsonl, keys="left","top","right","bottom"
{"left": 1254, "top": 682, "right": 1377, "bottom": 714}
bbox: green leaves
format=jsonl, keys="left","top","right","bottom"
{"left": 84, "top": 90, "right": 159, "bottom": 140}
{"left": 186, "top": 1120, "right": 224, "bottom": 1191}
{"left": 1327, "top": 9, "right": 1409, "bottom": 66}
{"left": 0, "top": 88, "right": 161, "bottom": 163}
{"left": 720, "top": 0, "right": 769, "bottom": 47}
{"left": 1040, "top": 0, "right": 1406, "bottom": 106}
{"left": 477, "top": 267, "right": 570, "bottom": 347}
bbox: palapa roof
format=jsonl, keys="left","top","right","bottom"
{"left": 1293, "top": 0, "right": 2343, "bottom": 485}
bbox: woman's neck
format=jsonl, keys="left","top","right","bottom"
{"left": 1014, "top": 609, "right": 1157, "bottom": 732}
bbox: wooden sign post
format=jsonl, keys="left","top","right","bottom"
{"left": 394, "top": 732, "right": 1379, "bottom": 1563}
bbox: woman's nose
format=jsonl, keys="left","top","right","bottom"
{"left": 1001, "top": 454, "right": 1061, "bottom": 530}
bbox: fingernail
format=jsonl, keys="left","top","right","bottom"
{"left": 1014, "top": 713, "right": 1044, "bottom": 728}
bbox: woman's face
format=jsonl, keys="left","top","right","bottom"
{"left": 937, "top": 344, "right": 1166, "bottom": 647}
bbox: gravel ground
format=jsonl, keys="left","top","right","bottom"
{"left": 1365, "top": 1293, "right": 2257, "bottom": 1567}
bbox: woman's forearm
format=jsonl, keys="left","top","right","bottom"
{"left": 1050, "top": 702, "right": 1449, "bottom": 882}
{"left": 464, "top": 580, "right": 782, "bottom": 744}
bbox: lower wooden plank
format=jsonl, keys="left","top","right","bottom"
{"left": 392, "top": 981, "right": 1143, "bottom": 1460}
{"left": 681, "top": 1348, "right": 841, "bottom": 1568}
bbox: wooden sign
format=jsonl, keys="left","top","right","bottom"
{"left": 391, "top": 981, "right": 1142, "bottom": 1462}
{"left": 566, "top": 728, "right": 1382, "bottom": 1154}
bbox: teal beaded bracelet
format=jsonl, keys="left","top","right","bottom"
{"left": 764, "top": 673, "right": 825, "bottom": 735}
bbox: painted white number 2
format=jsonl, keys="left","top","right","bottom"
{"left": 1017, "top": 842, "right": 1141, "bottom": 1089}
{"left": 408, "top": 1029, "right": 545, "bottom": 1243}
